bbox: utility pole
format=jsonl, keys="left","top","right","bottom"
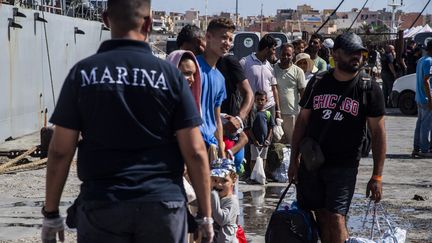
{"left": 236, "top": 0, "right": 239, "bottom": 29}
{"left": 388, "top": 0, "right": 402, "bottom": 39}
{"left": 205, "top": 0, "right": 208, "bottom": 30}
{"left": 260, "top": 3, "right": 263, "bottom": 36}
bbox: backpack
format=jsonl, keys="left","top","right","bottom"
{"left": 265, "top": 110, "right": 272, "bottom": 123}
{"left": 265, "top": 183, "right": 319, "bottom": 243}
{"left": 358, "top": 72, "right": 372, "bottom": 157}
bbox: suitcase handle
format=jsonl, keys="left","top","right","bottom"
{"left": 275, "top": 180, "right": 293, "bottom": 209}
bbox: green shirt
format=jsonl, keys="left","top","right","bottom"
{"left": 274, "top": 64, "right": 306, "bottom": 115}
{"left": 314, "top": 56, "right": 328, "bottom": 72}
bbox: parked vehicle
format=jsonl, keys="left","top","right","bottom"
{"left": 390, "top": 73, "right": 417, "bottom": 115}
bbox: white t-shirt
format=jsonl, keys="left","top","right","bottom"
{"left": 274, "top": 63, "right": 306, "bottom": 115}
{"left": 240, "top": 54, "right": 277, "bottom": 110}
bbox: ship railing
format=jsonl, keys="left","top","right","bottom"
{"left": 150, "top": 42, "right": 167, "bottom": 60}
{"left": 1, "top": 1, "right": 62, "bottom": 13}
{"left": 39, "top": 4, "right": 62, "bottom": 14}
{"left": 1, "top": 0, "right": 105, "bottom": 22}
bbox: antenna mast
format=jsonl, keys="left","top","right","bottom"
{"left": 388, "top": 0, "right": 402, "bottom": 38}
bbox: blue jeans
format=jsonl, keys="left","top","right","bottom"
{"left": 413, "top": 104, "right": 432, "bottom": 152}
{"left": 233, "top": 147, "right": 245, "bottom": 172}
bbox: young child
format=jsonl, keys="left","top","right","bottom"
{"left": 249, "top": 90, "right": 275, "bottom": 183}
{"left": 210, "top": 159, "right": 240, "bottom": 243}
{"left": 221, "top": 113, "right": 248, "bottom": 174}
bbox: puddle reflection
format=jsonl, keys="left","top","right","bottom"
{"left": 0, "top": 200, "right": 71, "bottom": 209}
{"left": 240, "top": 185, "right": 412, "bottom": 239}
{"left": 240, "top": 185, "right": 295, "bottom": 236}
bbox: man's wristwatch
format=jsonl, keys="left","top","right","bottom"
{"left": 234, "top": 116, "right": 244, "bottom": 134}
{"left": 196, "top": 216, "right": 214, "bottom": 225}
{"left": 234, "top": 116, "right": 244, "bottom": 129}
{"left": 41, "top": 206, "right": 60, "bottom": 219}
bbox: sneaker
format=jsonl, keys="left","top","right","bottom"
{"left": 412, "top": 150, "right": 420, "bottom": 158}
{"left": 418, "top": 151, "right": 432, "bottom": 158}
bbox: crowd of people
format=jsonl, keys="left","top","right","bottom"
{"left": 41, "top": 0, "right": 432, "bottom": 242}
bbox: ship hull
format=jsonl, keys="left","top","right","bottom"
{"left": 0, "top": 5, "right": 110, "bottom": 142}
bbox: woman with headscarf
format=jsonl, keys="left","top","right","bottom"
{"left": 167, "top": 50, "right": 202, "bottom": 113}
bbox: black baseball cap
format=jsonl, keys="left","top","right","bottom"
{"left": 333, "top": 32, "right": 367, "bottom": 53}
{"left": 424, "top": 38, "right": 432, "bottom": 50}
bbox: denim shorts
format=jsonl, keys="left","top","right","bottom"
{"left": 296, "top": 165, "right": 358, "bottom": 216}
{"left": 76, "top": 200, "right": 187, "bottom": 243}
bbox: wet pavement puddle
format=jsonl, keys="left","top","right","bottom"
{"left": 0, "top": 186, "right": 416, "bottom": 241}
{"left": 239, "top": 185, "right": 413, "bottom": 241}
{"left": 0, "top": 199, "right": 73, "bottom": 240}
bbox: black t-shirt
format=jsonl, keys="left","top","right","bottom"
{"left": 50, "top": 40, "right": 202, "bottom": 201}
{"left": 319, "top": 47, "right": 330, "bottom": 64}
{"left": 299, "top": 71, "right": 385, "bottom": 167}
{"left": 216, "top": 54, "right": 246, "bottom": 115}
{"left": 381, "top": 53, "right": 396, "bottom": 73}
{"left": 367, "top": 50, "right": 378, "bottom": 66}
{"left": 406, "top": 47, "right": 421, "bottom": 74}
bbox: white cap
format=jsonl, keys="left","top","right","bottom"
{"left": 323, "top": 38, "right": 334, "bottom": 49}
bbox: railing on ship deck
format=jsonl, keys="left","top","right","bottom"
{"left": 1, "top": 0, "right": 106, "bottom": 21}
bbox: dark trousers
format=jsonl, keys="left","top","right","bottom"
{"left": 76, "top": 200, "right": 187, "bottom": 243}
{"left": 381, "top": 71, "right": 395, "bottom": 106}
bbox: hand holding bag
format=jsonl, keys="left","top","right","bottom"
{"left": 347, "top": 199, "right": 407, "bottom": 243}
{"left": 273, "top": 118, "right": 284, "bottom": 142}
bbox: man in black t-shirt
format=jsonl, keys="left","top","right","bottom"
{"left": 177, "top": 24, "right": 206, "bottom": 56}
{"left": 288, "top": 32, "right": 386, "bottom": 243}
{"left": 381, "top": 44, "right": 398, "bottom": 106}
{"left": 406, "top": 40, "right": 421, "bottom": 75}
{"left": 217, "top": 54, "right": 254, "bottom": 131}
{"left": 41, "top": 1, "right": 214, "bottom": 242}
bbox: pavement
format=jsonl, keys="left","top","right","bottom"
{"left": 0, "top": 108, "right": 431, "bottom": 242}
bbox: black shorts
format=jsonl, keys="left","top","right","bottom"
{"left": 296, "top": 165, "right": 358, "bottom": 216}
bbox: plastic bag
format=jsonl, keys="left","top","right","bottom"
{"left": 251, "top": 148, "right": 266, "bottom": 184}
{"left": 272, "top": 147, "right": 291, "bottom": 182}
{"left": 346, "top": 237, "right": 375, "bottom": 243}
{"left": 347, "top": 200, "right": 406, "bottom": 243}
{"left": 237, "top": 224, "right": 247, "bottom": 243}
{"left": 273, "top": 118, "right": 284, "bottom": 142}
{"left": 347, "top": 228, "right": 406, "bottom": 243}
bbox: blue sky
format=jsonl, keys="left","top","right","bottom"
{"left": 151, "top": 0, "right": 431, "bottom": 16}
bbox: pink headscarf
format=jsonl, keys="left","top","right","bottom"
{"left": 166, "top": 50, "right": 202, "bottom": 114}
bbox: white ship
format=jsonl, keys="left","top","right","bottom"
{"left": 0, "top": 2, "right": 111, "bottom": 143}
